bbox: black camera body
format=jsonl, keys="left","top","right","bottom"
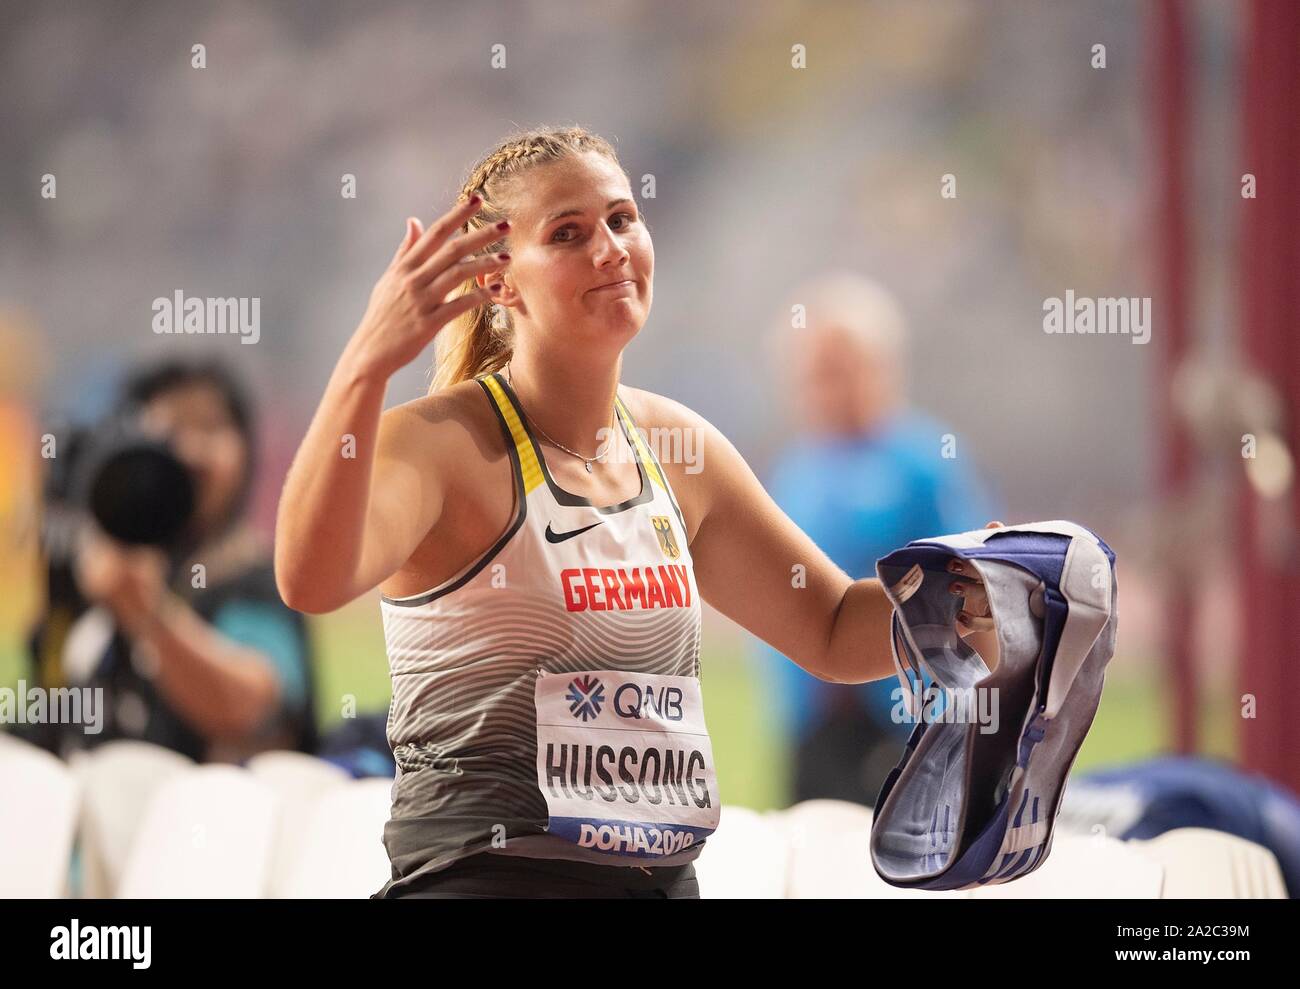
{"left": 73, "top": 418, "right": 196, "bottom": 548}
{"left": 39, "top": 416, "right": 196, "bottom": 612}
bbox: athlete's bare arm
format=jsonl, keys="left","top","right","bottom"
{"left": 613, "top": 390, "right": 882, "bottom": 682}
{"left": 275, "top": 198, "right": 511, "bottom": 614}
{"left": 621, "top": 389, "right": 999, "bottom": 684}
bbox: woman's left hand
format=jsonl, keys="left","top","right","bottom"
{"left": 947, "top": 520, "right": 1005, "bottom": 666}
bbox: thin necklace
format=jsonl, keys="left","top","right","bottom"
{"left": 505, "top": 363, "right": 616, "bottom": 473}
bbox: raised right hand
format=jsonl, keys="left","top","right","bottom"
{"left": 343, "top": 196, "right": 512, "bottom": 379}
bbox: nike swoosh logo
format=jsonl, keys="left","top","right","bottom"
{"left": 545, "top": 521, "right": 605, "bottom": 543}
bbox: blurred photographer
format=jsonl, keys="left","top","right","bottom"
{"left": 25, "top": 359, "right": 316, "bottom": 763}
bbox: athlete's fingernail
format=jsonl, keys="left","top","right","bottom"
{"left": 468, "top": 195, "right": 482, "bottom": 207}
{"left": 497, "top": 253, "right": 511, "bottom": 261}
{"left": 489, "top": 283, "right": 503, "bottom": 293}
{"left": 496, "top": 221, "right": 511, "bottom": 231}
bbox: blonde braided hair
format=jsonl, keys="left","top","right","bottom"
{"left": 429, "top": 126, "right": 622, "bottom": 394}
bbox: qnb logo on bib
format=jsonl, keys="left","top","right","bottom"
{"left": 534, "top": 670, "right": 721, "bottom": 858}
{"left": 565, "top": 675, "right": 605, "bottom": 721}
{"left": 614, "top": 682, "right": 684, "bottom": 721}
{"left": 559, "top": 565, "right": 693, "bottom": 612}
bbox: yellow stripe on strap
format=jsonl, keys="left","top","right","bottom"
{"left": 616, "top": 397, "right": 666, "bottom": 490}
{"left": 482, "top": 374, "right": 544, "bottom": 494}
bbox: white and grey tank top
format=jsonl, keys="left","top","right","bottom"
{"left": 376, "top": 372, "right": 704, "bottom": 892}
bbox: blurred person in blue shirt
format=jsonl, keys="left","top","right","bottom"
{"left": 756, "top": 272, "right": 999, "bottom": 807}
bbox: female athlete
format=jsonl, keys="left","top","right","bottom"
{"left": 275, "top": 126, "right": 1000, "bottom": 899}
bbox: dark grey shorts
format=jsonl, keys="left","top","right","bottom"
{"left": 377, "top": 854, "right": 700, "bottom": 899}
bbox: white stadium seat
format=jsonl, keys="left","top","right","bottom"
{"left": 7, "top": 725, "right": 1286, "bottom": 899}
{"left": 279, "top": 778, "right": 394, "bottom": 898}
{"left": 1128, "top": 827, "right": 1287, "bottom": 899}
{"left": 116, "top": 766, "right": 276, "bottom": 898}
{"left": 245, "top": 750, "right": 351, "bottom": 898}
{"left": 773, "top": 799, "right": 971, "bottom": 898}
{"left": 0, "top": 734, "right": 81, "bottom": 897}
{"left": 0, "top": 730, "right": 30, "bottom": 752}
{"left": 967, "top": 830, "right": 1164, "bottom": 898}
{"left": 694, "top": 805, "right": 790, "bottom": 898}
{"left": 75, "top": 740, "right": 194, "bottom": 897}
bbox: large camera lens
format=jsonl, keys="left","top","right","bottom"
{"left": 78, "top": 425, "right": 195, "bottom": 547}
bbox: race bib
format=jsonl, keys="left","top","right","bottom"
{"left": 534, "top": 669, "right": 721, "bottom": 859}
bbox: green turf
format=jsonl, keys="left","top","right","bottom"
{"left": 699, "top": 643, "right": 790, "bottom": 811}
{"left": 309, "top": 600, "right": 392, "bottom": 725}
{"left": 0, "top": 640, "right": 22, "bottom": 697}
{"left": 1072, "top": 661, "right": 1240, "bottom": 772}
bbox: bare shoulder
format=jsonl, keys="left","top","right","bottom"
{"left": 616, "top": 383, "right": 710, "bottom": 432}
{"left": 378, "top": 377, "right": 505, "bottom": 469}
{"left": 616, "top": 384, "right": 743, "bottom": 543}
{"left": 383, "top": 376, "right": 488, "bottom": 428}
